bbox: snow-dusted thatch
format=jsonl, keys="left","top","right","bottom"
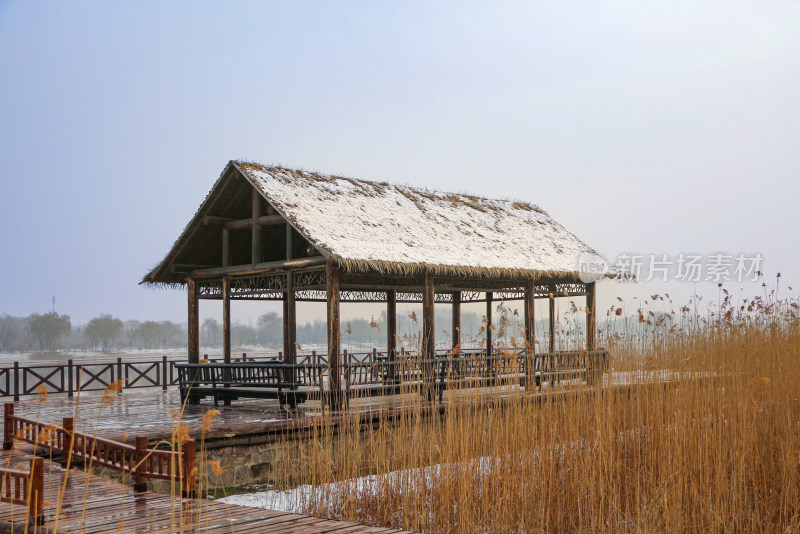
{"left": 142, "top": 160, "right": 605, "bottom": 284}
{"left": 235, "top": 162, "right": 598, "bottom": 279}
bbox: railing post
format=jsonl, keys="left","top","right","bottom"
{"left": 67, "top": 359, "right": 74, "bottom": 398}
{"left": 162, "top": 356, "right": 168, "bottom": 392}
{"left": 134, "top": 436, "right": 148, "bottom": 493}
{"left": 182, "top": 439, "right": 196, "bottom": 498}
{"left": 13, "top": 362, "right": 19, "bottom": 402}
{"left": 117, "top": 357, "right": 124, "bottom": 393}
{"left": 3, "top": 403, "right": 14, "bottom": 450}
{"left": 372, "top": 347, "right": 377, "bottom": 363}
{"left": 61, "top": 417, "right": 74, "bottom": 468}
{"left": 30, "top": 456, "right": 44, "bottom": 525}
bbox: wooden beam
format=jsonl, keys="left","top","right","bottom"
{"left": 327, "top": 263, "right": 341, "bottom": 408}
{"left": 524, "top": 280, "right": 535, "bottom": 357}
{"left": 204, "top": 214, "right": 286, "bottom": 229}
{"left": 549, "top": 287, "right": 556, "bottom": 353}
{"left": 251, "top": 189, "right": 262, "bottom": 266}
{"left": 222, "top": 277, "right": 231, "bottom": 363}
{"left": 387, "top": 290, "right": 397, "bottom": 362}
{"left": 187, "top": 279, "right": 199, "bottom": 364}
{"left": 191, "top": 256, "right": 327, "bottom": 279}
{"left": 171, "top": 264, "right": 215, "bottom": 273}
{"left": 286, "top": 223, "right": 293, "bottom": 260}
{"left": 221, "top": 228, "right": 230, "bottom": 268}
{"left": 283, "top": 272, "right": 296, "bottom": 364}
{"left": 452, "top": 291, "right": 461, "bottom": 355}
{"left": 423, "top": 274, "right": 435, "bottom": 360}
{"left": 485, "top": 292, "right": 493, "bottom": 358}
{"left": 585, "top": 282, "right": 596, "bottom": 351}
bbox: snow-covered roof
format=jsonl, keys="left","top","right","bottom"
{"left": 143, "top": 161, "right": 606, "bottom": 284}
{"left": 236, "top": 162, "right": 598, "bottom": 278}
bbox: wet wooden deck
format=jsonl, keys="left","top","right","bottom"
{"left": 3, "top": 370, "right": 672, "bottom": 445}
{"left": 0, "top": 449, "right": 411, "bottom": 533}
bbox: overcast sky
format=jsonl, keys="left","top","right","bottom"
{"left": 1, "top": 1, "right": 798, "bottom": 326}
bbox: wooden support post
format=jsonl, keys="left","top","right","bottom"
{"left": 452, "top": 291, "right": 461, "bottom": 355}
{"left": 222, "top": 278, "right": 231, "bottom": 363}
{"left": 387, "top": 290, "right": 397, "bottom": 361}
{"left": 548, "top": 288, "right": 556, "bottom": 354}
{"left": 222, "top": 277, "right": 232, "bottom": 406}
{"left": 422, "top": 273, "right": 436, "bottom": 401}
{"left": 251, "top": 188, "right": 263, "bottom": 266}
{"left": 187, "top": 279, "right": 199, "bottom": 364}
{"left": 326, "top": 264, "right": 341, "bottom": 408}
{"left": 134, "top": 436, "right": 148, "bottom": 493}
{"left": 485, "top": 292, "right": 493, "bottom": 358}
{"left": 162, "top": 356, "right": 168, "bottom": 392}
{"left": 182, "top": 439, "right": 196, "bottom": 498}
{"left": 423, "top": 274, "right": 436, "bottom": 360}
{"left": 30, "top": 456, "right": 44, "bottom": 525}
{"left": 67, "top": 359, "right": 74, "bottom": 398}
{"left": 3, "top": 403, "right": 13, "bottom": 450}
{"left": 61, "top": 417, "right": 74, "bottom": 468}
{"left": 283, "top": 274, "right": 296, "bottom": 364}
{"left": 524, "top": 280, "right": 536, "bottom": 388}
{"left": 221, "top": 228, "right": 230, "bottom": 268}
{"left": 12, "top": 362, "right": 18, "bottom": 402}
{"left": 585, "top": 282, "right": 596, "bottom": 351}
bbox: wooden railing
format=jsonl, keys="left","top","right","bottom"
{"left": 2, "top": 403, "right": 196, "bottom": 496}
{"left": 0, "top": 456, "right": 43, "bottom": 525}
{"left": 0, "top": 351, "right": 391, "bottom": 400}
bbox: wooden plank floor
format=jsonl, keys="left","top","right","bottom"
{"left": 0, "top": 449, "right": 412, "bottom": 533}
{"left": 3, "top": 370, "right": 676, "bottom": 444}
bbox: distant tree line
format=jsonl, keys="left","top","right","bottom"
{"left": 1, "top": 301, "right": 571, "bottom": 354}
{"left": 0, "top": 312, "right": 186, "bottom": 353}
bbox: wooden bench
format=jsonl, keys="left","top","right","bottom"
{"left": 175, "top": 363, "right": 310, "bottom": 408}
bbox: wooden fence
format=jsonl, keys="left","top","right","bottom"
{"left": 2, "top": 403, "right": 196, "bottom": 496}
{"left": 0, "top": 456, "right": 43, "bottom": 525}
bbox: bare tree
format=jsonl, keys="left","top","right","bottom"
{"left": 0, "top": 314, "right": 20, "bottom": 351}
{"left": 27, "top": 312, "right": 71, "bottom": 352}
{"left": 202, "top": 318, "right": 221, "bottom": 347}
{"left": 124, "top": 320, "right": 140, "bottom": 348}
{"left": 84, "top": 314, "right": 124, "bottom": 350}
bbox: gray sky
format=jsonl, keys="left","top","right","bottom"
{"left": 1, "top": 0, "right": 798, "bottom": 326}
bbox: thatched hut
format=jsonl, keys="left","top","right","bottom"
{"left": 143, "top": 161, "right": 611, "bottom": 402}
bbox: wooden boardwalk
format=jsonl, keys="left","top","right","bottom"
{"left": 0, "top": 449, "right": 411, "bottom": 533}
{"left": 4, "top": 370, "right": 673, "bottom": 445}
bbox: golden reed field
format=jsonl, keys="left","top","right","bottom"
{"left": 275, "top": 289, "right": 800, "bottom": 533}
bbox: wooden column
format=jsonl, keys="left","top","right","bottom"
{"left": 548, "top": 288, "right": 556, "bottom": 353}
{"left": 422, "top": 273, "right": 436, "bottom": 401}
{"left": 422, "top": 274, "right": 436, "bottom": 360}
{"left": 452, "top": 291, "right": 461, "bottom": 355}
{"left": 326, "top": 264, "right": 341, "bottom": 408}
{"left": 485, "top": 292, "right": 493, "bottom": 358}
{"left": 251, "top": 189, "right": 262, "bottom": 265}
{"left": 283, "top": 224, "right": 296, "bottom": 364}
{"left": 222, "top": 277, "right": 231, "bottom": 363}
{"left": 283, "top": 272, "right": 296, "bottom": 363}
{"left": 187, "top": 278, "right": 199, "bottom": 364}
{"left": 523, "top": 280, "right": 536, "bottom": 388}
{"left": 585, "top": 282, "right": 596, "bottom": 351}
{"left": 387, "top": 290, "right": 397, "bottom": 361}
{"left": 221, "top": 228, "right": 230, "bottom": 268}
{"left": 524, "top": 280, "right": 535, "bottom": 356}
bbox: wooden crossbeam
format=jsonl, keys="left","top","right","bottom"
{"left": 203, "top": 214, "right": 285, "bottom": 229}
